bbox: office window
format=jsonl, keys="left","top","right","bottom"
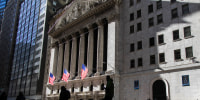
{"left": 137, "top": 41, "right": 142, "bottom": 50}
{"left": 149, "top": 37, "right": 155, "bottom": 47}
{"left": 173, "top": 30, "right": 180, "bottom": 40}
{"left": 138, "top": 58, "right": 143, "bottom": 67}
{"left": 185, "top": 47, "right": 193, "bottom": 58}
{"left": 130, "top": 25, "right": 134, "bottom": 33}
{"left": 137, "top": 22, "right": 142, "bottom": 31}
{"left": 184, "top": 26, "right": 191, "bottom": 38}
{"left": 130, "top": 13, "right": 134, "bottom": 21}
{"left": 158, "top": 34, "right": 164, "bottom": 44}
{"left": 182, "top": 75, "right": 190, "bottom": 86}
{"left": 137, "top": 9, "right": 141, "bottom": 18}
{"left": 130, "top": 0, "right": 134, "bottom": 6}
{"left": 182, "top": 4, "right": 189, "bottom": 15}
{"left": 137, "top": 0, "right": 141, "bottom": 3}
{"left": 148, "top": 4, "right": 153, "bottom": 14}
{"left": 159, "top": 53, "right": 165, "bottom": 63}
{"left": 149, "top": 17, "right": 154, "bottom": 27}
{"left": 157, "top": 0, "right": 162, "bottom": 9}
{"left": 130, "top": 59, "right": 135, "bottom": 68}
{"left": 174, "top": 49, "right": 181, "bottom": 60}
{"left": 130, "top": 43, "right": 135, "bottom": 52}
{"left": 150, "top": 55, "right": 156, "bottom": 64}
{"left": 157, "top": 14, "right": 163, "bottom": 24}
{"left": 171, "top": 8, "right": 178, "bottom": 18}
{"left": 134, "top": 80, "right": 139, "bottom": 89}
{"left": 171, "top": 0, "right": 176, "bottom": 3}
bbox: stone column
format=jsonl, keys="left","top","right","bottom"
{"left": 56, "top": 43, "right": 64, "bottom": 80}
{"left": 78, "top": 30, "right": 85, "bottom": 78}
{"left": 87, "top": 25, "right": 94, "bottom": 76}
{"left": 107, "top": 21, "right": 116, "bottom": 73}
{"left": 52, "top": 43, "right": 59, "bottom": 76}
{"left": 70, "top": 35, "right": 77, "bottom": 79}
{"left": 96, "top": 20, "right": 104, "bottom": 76}
{"left": 63, "top": 40, "right": 70, "bottom": 72}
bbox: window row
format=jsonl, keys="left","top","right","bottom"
{"left": 130, "top": 26, "right": 192, "bottom": 52}
{"left": 130, "top": 47, "right": 193, "bottom": 68}
{"left": 130, "top": 2, "right": 189, "bottom": 21}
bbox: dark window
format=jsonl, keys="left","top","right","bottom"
{"left": 137, "top": 0, "right": 141, "bottom": 3}
{"left": 185, "top": 47, "right": 193, "bottom": 58}
{"left": 174, "top": 49, "right": 181, "bottom": 60}
{"left": 130, "top": 43, "right": 135, "bottom": 52}
{"left": 171, "top": 8, "right": 178, "bottom": 18}
{"left": 134, "top": 80, "right": 139, "bottom": 89}
{"left": 157, "top": 0, "right": 162, "bottom": 9}
{"left": 130, "top": 0, "right": 134, "bottom": 6}
{"left": 184, "top": 26, "right": 191, "bottom": 37}
{"left": 137, "top": 22, "right": 142, "bottom": 31}
{"left": 130, "top": 13, "right": 134, "bottom": 21}
{"left": 182, "top": 75, "right": 190, "bottom": 86}
{"left": 171, "top": 0, "right": 176, "bottom": 3}
{"left": 138, "top": 58, "right": 143, "bottom": 67}
{"left": 130, "top": 25, "right": 134, "bottom": 33}
{"left": 149, "top": 37, "right": 155, "bottom": 47}
{"left": 149, "top": 17, "right": 154, "bottom": 27}
{"left": 137, "top": 41, "right": 142, "bottom": 50}
{"left": 148, "top": 4, "right": 153, "bottom": 14}
{"left": 157, "top": 14, "right": 163, "bottom": 24}
{"left": 80, "top": 86, "right": 83, "bottom": 92}
{"left": 158, "top": 35, "right": 164, "bottom": 44}
{"left": 159, "top": 53, "right": 165, "bottom": 63}
{"left": 173, "top": 30, "right": 180, "bottom": 40}
{"left": 150, "top": 55, "right": 156, "bottom": 64}
{"left": 137, "top": 10, "right": 141, "bottom": 18}
{"left": 90, "top": 85, "right": 93, "bottom": 91}
{"left": 130, "top": 59, "right": 135, "bottom": 68}
{"left": 182, "top": 4, "right": 189, "bottom": 15}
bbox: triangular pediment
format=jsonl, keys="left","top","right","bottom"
{"left": 48, "top": 0, "right": 119, "bottom": 37}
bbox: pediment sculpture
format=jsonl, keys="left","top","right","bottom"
{"left": 54, "top": 0, "right": 108, "bottom": 30}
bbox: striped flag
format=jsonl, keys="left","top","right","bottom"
{"left": 61, "top": 69, "right": 70, "bottom": 82}
{"left": 49, "top": 73, "right": 55, "bottom": 85}
{"left": 81, "top": 64, "right": 88, "bottom": 80}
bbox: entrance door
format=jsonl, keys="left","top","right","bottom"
{"left": 153, "top": 80, "right": 166, "bottom": 100}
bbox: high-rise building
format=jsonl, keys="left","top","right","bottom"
{"left": 6, "top": 0, "right": 49, "bottom": 99}
{"left": 119, "top": 0, "right": 200, "bottom": 100}
{"left": 0, "top": 0, "right": 20, "bottom": 94}
{"left": 0, "top": 0, "right": 8, "bottom": 31}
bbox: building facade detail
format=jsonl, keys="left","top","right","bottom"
{"left": 45, "top": 0, "right": 120, "bottom": 100}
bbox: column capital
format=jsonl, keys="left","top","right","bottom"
{"left": 96, "top": 19, "right": 104, "bottom": 26}
{"left": 87, "top": 24, "right": 94, "bottom": 30}
{"left": 51, "top": 41, "right": 59, "bottom": 48}
{"left": 107, "top": 13, "right": 119, "bottom": 22}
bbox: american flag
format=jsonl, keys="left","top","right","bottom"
{"left": 61, "top": 69, "right": 70, "bottom": 82}
{"left": 81, "top": 64, "right": 88, "bottom": 80}
{"left": 49, "top": 73, "right": 55, "bottom": 85}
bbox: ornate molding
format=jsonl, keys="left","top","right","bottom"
{"left": 48, "top": 0, "right": 117, "bottom": 38}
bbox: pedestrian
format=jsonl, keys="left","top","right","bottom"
{"left": 16, "top": 92, "right": 25, "bottom": 100}
{"left": 0, "top": 91, "right": 7, "bottom": 100}
{"left": 104, "top": 76, "right": 114, "bottom": 100}
{"left": 59, "top": 86, "right": 71, "bottom": 100}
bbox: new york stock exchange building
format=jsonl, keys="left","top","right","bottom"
{"left": 44, "top": 0, "right": 121, "bottom": 100}
{"left": 44, "top": 0, "right": 200, "bottom": 100}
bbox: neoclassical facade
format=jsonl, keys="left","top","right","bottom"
{"left": 44, "top": 0, "right": 121, "bottom": 100}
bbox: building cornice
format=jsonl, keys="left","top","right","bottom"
{"left": 48, "top": 0, "right": 117, "bottom": 38}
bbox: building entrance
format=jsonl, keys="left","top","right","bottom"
{"left": 153, "top": 80, "right": 167, "bottom": 100}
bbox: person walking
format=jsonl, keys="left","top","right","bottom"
{"left": 16, "top": 92, "right": 25, "bottom": 100}
{"left": 59, "top": 86, "right": 71, "bottom": 100}
{"left": 104, "top": 76, "right": 114, "bottom": 100}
